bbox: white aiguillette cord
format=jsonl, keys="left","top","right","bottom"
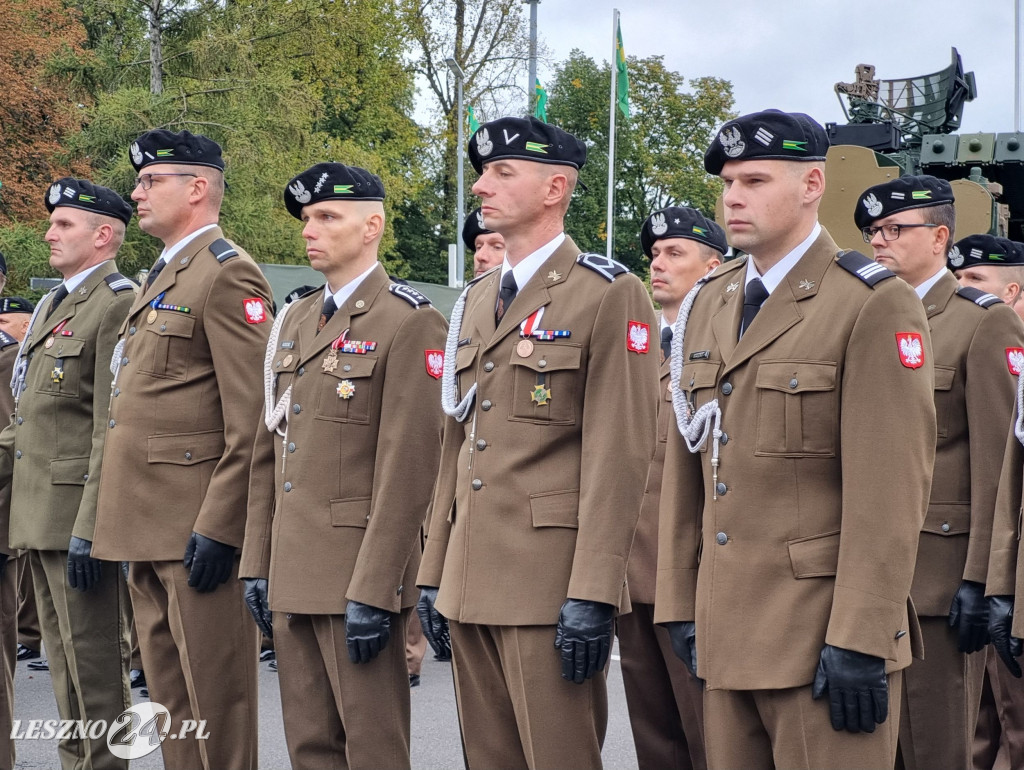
{"left": 1015, "top": 365, "right": 1024, "bottom": 447}
{"left": 264, "top": 301, "right": 296, "bottom": 436}
{"left": 440, "top": 282, "right": 477, "bottom": 422}
{"left": 11, "top": 291, "right": 52, "bottom": 402}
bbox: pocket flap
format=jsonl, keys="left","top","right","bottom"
{"left": 148, "top": 430, "right": 225, "bottom": 465}
{"left": 756, "top": 361, "right": 837, "bottom": 394}
{"left": 933, "top": 365, "right": 956, "bottom": 392}
{"left": 323, "top": 355, "right": 376, "bottom": 381}
{"left": 787, "top": 530, "right": 841, "bottom": 578}
{"left": 530, "top": 489, "right": 580, "bottom": 528}
{"left": 50, "top": 456, "right": 90, "bottom": 486}
{"left": 923, "top": 503, "right": 971, "bottom": 535}
{"left": 331, "top": 497, "right": 371, "bottom": 528}
{"left": 510, "top": 343, "right": 582, "bottom": 373}
{"left": 455, "top": 344, "right": 478, "bottom": 373}
{"left": 147, "top": 313, "right": 195, "bottom": 339}
{"left": 681, "top": 360, "right": 721, "bottom": 391}
{"left": 41, "top": 338, "right": 86, "bottom": 359}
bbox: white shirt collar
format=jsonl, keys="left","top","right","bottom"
{"left": 63, "top": 261, "right": 110, "bottom": 294}
{"left": 914, "top": 266, "right": 949, "bottom": 299}
{"left": 158, "top": 224, "right": 219, "bottom": 266}
{"left": 325, "top": 262, "right": 379, "bottom": 310}
{"left": 743, "top": 222, "right": 822, "bottom": 295}
{"left": 500, "top": 233, "right": 566, "bottom": 291}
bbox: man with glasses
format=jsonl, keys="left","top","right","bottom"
{"left": 91, "top": 129, "right": 272, "bottom": 770}
{"left": 855, "top": 176, "right": 1024, "bottom": 769}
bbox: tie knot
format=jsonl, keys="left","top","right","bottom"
{"left": 321, "top": 295, "right": 338, "bottom": 317}
{"left": 744, "top": 278, "right": 769, "bottom": 306}
{"left": 661, "top": 326, "right": 673, "bottom": 344}
{"left": 500, "top": 271, "right": 518, "bottom": 294}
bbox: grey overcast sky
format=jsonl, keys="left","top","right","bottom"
{"left": 531, "top": 0, "right": 1019, "bottom": 134}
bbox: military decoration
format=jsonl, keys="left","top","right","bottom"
{"left": 51, "top": 365, "right": 64, "bottom": 384}
{"left": 530, "top": 382, "right": 552, "bottom": 406}
{"left": 896, "top": 332, "right": 925, "bottom": 369}
{"left": 46, "top": 320, "right": 72, "bottom": 348}
{"left": 627, "top": 321, "right": 650, "bottom": 354}
{"left": 337, "top": 380, "right": 356, "bottom": 399}
{"left": 425, "top": 350, "right": 444, "bottom": 380}
{"left": 243, "top": 298, "right": 267, "bottom": 324}
{"left": 1007, "top": 347, "right": 1024, "bottom": 376}
{"left": 516, "top": 339, "right": 534, "bottom": 357}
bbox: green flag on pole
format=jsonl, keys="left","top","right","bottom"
{"left": 615, "top": 20, "right": 629, "bottom": 118}
{"left": 534, "top": 79, "right": 549, "bottom": 122}
{"left": 467, "top": 105, "right": 481, "bottom": 133}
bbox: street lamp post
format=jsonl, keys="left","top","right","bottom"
{"left": 446, "top": 57, "right": 467, "bottom": 288}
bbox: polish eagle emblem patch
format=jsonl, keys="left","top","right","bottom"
{"left": 1007, "top": 347, "right": 1024, "bottom": 376}
{"left": 627, "top": 321, "right": 650, "bottom": 354}
{"left": 425, "top": 350, "right": 444, "bottom": 379}
{"left": 243, "top": 298, "right": 267, "bottom": 324}
{"left": 896, "top": 332, "right": 924, "bottom": 369}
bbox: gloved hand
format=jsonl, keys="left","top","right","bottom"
{"left": 554, "top": 599, "right": 614, "bottom": 684}
{"left": 949, "top": 579, "right": 990, "bottom": 653}
{"left": 811, "top": 644, "right": 888, "bottom": 733}
{"left": 664, "top": 621, "right": 700, "bottom": 680}
{"left": 989, "top": 595, "right": 1023, "bottom": 678}
{"left": 0, "top": 554, "right": 9, "bottom": 581}
{"left": 67, "top": 537, "right": 102, "bottom": 592}
{"left": 242, "top": 578, "right": 273, "bottom": 638}
{"left": 183, "top": 532, "right": 235, "bottom": 593}
{"left": 416, "top": 587, "right": 451, "bottom": 659}
{"left": 345, "top": 600, "right": 392, "bottom": 664}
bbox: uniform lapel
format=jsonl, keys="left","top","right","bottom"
{"left": 709, "top": 260, "right": 746, "bottom": 363}
{"left": 129, "top": 226, "right": 223, "bottom": 319}
{"left": 921, "top": 270, "right": 957, "bottom": 321}
{"left": 29, "top": 262, "right": 117, "bottom": 354}
{"left": 298, "top": 264, "right": 389, "bottom": 366}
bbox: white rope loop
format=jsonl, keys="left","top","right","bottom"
{"left": 670, "top": 277, "right": 723, "bottom": 458}
{"left": 264, "top": 301, "right": 295, "bottom": 436}
{"left": 1015, "top": 365, "right": 1024, "bottom": 446}
{"left": 440, "top": 283, "right": 477, "bottom": 422}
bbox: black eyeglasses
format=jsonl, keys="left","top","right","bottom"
{"left": 133, "top": 173, "right": 198, "bottom": 190}
{"left": 861, "top": 223, "right": 939, "bottom": 243}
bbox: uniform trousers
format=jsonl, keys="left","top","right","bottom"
{"left": 30, "top": 550, "right": 130, "bottom": 770}
{"left": 449, "top": 619, "right": 608, "bottom": 770}
{"left": 407, "top": 612, "right": 427, "bottom": 677}
{"left": 275, "top": 608, "right": 412, "bottom": 769}
{"left": 0, "top": 556, "right": 17, "bottom": 770}
{"left": 703, "top": 673, "right": 902, "bottom": 769}
{"left": 128, "top": 558, "right": 258, "bottom": 770}
{"left": 617, "top": 602, "right": 706, "bottom": 770}
{"left": 897, "top": 615, "right": 984, "bottom": 770}
{"left": 16, "top": 553, "right": 40, "bottom": 651}
{"left": 973, "top": 646, "right": 1024, "bottom": 770}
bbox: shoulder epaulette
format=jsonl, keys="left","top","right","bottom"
{"left": 834, "top": 250, "right": 895, "bottom": 287}
{"left": 956, "top": 286, "right": 1002, "bottom": 308}
{"left": 0, "top": 331, "right": 17, "bottom": 349}
{"left": 209, "top": 238, "right": 239, "bottom": 263}
{"left": 389, "top": 284, "right": 432, "bottom": 308}
{"left": 576, "top": 253, "right": 630, "bottom": 281}
{"left": 104, "top": 273, "right": 136, "bottom": 293}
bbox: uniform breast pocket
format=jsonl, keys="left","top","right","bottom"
{"left": 679, "top": 361, "right": 722, "bottom": 452}
{"left": 316, "top": 356, "right": 376, "bottom": 424}
{"left": 508, "top": 342, "right": 582, "bottom": 425}
{"left": 932, "top": 365, "right": 956, "bottom": 439}
{"left": 37, "top": 338, "right": 86, "bottom": 398}
{"left": 755, "top": 360, "right": 837, "bottom": 457}
{"left": 138, "top": 313, "right": 195, "bottom": 381}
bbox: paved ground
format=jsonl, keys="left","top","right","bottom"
{"left": 11, "top": 643, "right": 640, "bottom": 768}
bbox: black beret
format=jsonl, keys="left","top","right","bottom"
{"left": 469, "top": 116, "right": 586, "bottom": 174}
{"left": 0, "top": 252, "right": 6, "bottom": 277}
{"left": 640, "top": 206, "right": 728, "bottom": 257}
{"left": 284, "top": 162, "right": 385, "bottom": 219}
{"left": 948, "top": 234, "right": 1024, "bottom": 270}
{"left": 854, "top": 175, "right": 955, "bottom": 230}
{"left": 704, "top": 109, "right": 828, "bottom": 175}
{"left": 130, "top": 129, "right": 224, "bottom": 172}
{"left": 45, "top": 178, "right": 133, "bottom": 225}
{"left": 462, "top": 208, "right": 495, "bottom": 250}
{"left": 0, "top": 297, "right": 33, "bottom": 314}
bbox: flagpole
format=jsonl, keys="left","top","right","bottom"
{"left": 606, "top": 8, "right": 619, "bottom": 259}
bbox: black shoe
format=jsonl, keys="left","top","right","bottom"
{"left": 259, "top": 649, "right": 275, "bottom": 662}
{"left": 268, "top": 659, "right": 277, "bottom": 672}
{"left": 409, "top": 674, "right": 420, "bottom": 688}
{"left": 130, "top": 669, "right": 146, "bottom": 689}
{"left": 16, "top": 644, "right": 39, "bottom": 662}
{"left": 27, "top": 658, "right": 48, "bottom": 671}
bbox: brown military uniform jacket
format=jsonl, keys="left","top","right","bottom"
{"left": 0, "top": 263, "right": 135, "bottom": 551}
{"left": 92, "top": 227, "right": 273, "bottom": 560}
{"left": 417, "top": 237, "right": 661, "bottom": 625}
{"left": 240, "top": 265, "right": 447, "bottom": 615}
{"left": 911, "top": 273, "right": 1024, "bottom": 616}
{"left": 0, "top": 339, "right": 21, "bottom": 557}
{"left": 655, "top": 229, "right": 936, "bottom": 691}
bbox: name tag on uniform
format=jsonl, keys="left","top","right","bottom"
{"left": 689, "top": 351, "right": 711, "bottom": 360}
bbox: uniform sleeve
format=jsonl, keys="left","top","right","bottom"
{"left": 192, "top": 259, "right": 273, "bottom": 547}
{"left": 239, "top": 409, "right": 277, "bottom": 579}
{"left": 71, "top": 291, "right": 135, "bottom": 542}
{"left": 826, "top": 280, "right": 936, "bottom": 661}
{"left": 566, "top": 274, "right": 660, "bottom": 608}
{"left": 417, "top": 415, "right": 462, "bottom": 589}
{"left": 962, "top": 307, "right": 1024, "bottom": 585}
{"left": 0, "top": 347, "right": 18, "bottom": 556}
{"left": 988, "top": 417, "right": 1022, "bottom": 600}
{"left": 347, "top": 308, "right": 447, "bottom": 611}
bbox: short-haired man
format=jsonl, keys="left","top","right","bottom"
{"left": 90, "top": 130, "right": 272, "bottom": 770}
{"left": 0, "top": 178, "right": 137, "bottom": 770}
{"left": 463, "top": 206, "right": 506, "bottom": 277}
{"left": 657, "top": 110, "right": 936, "bottom": 767}
{"left": 949, "top": 234, "right": 1024, "bottom": 322}
{"left": 417, "top": 116, "right": 660, "bottom": 768}
{"left": 856, "top": 176, "right": 1024, "bottom": 769}
{"left": 241, "top": 163, "right": 446, "bottom": 767}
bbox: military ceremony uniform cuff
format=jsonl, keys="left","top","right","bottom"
{"left": 653, "top": 568, "right": 697, "bottom": 624}
{"left": 826, "top": 585, "right": 906, "bottom": 662}
{"left": 567, "top": 550, "right": 627, "bottom": 609}
{"left": 985, "top": 548, "right": 1018, "bottom": 597}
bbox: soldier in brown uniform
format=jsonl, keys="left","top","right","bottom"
{"left": 656, "top": 110, "right": 936, "bottom": 768}
{"left": 240, "top": 163, "right": 446, "bottom": 767}
{"left": 416, "top": 116, "right": 660, "bottom": 769}
{"left": 950, "top": 236, "right": 1024, "bottom": 322}
{"left": 617, "top": 207, "right": 724, "bottom": 770}
{"left": 90, "top": 130, "right": 271, "bottom": 770}
{"left": 0, "top": 180, "right": 136, "bottom": 770}
{"left": 464, "top": 207, "right": 505, "bottom": 277}
{"left": 853, "top": 178, "right": 1024, "bottom": 770}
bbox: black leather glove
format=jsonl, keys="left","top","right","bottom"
{"left": 989, "top": 595, "right": 1023, "bottom": 678}
{"left": 0, "top": 554, "right": 9, "bottom": 581}
{"left": 664, "top": 621, "right": 700, "bottom": 680}
{"left": 67, "top": 537, "right": 101, "bottom": 592}
{"left": 417, "top": 587, "right": 451, "bottom": 660}
{"left": 554, "top": 599, "right": 614, "bottom": 684}
{"left": 345, "top": 600, "right": 391, "bottom": 664}
{"left": 242, "top": 578, "right": 272, "bottom": 639}
{"left": 811, "top": 644, "right": 888, "bottom": 733}
{"left": 183, "top": 532, "right": 235, "bottom": 593}
{"left": 949, "top": 579, "right": 990, "bottom": 653}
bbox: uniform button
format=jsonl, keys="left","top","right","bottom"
{"left": 476, "top": 439, "right": 487, "bottom": 450}
{"left": 82, "top": 473, "right": 88, "bottom": 481}
{"left": 481, "top": 400, "right": 492, "bottom": 411}
{"left": 284, "top": 482, "right": 292, "bottom": 492}
{"left": 288, "top": 442, "right": 295, "bottom": 453}
{"left": 716, "top": 482, "right": 727, "bottom": 496}
{"left": 484, "top": 361, "right": 495, "bottom": 372}
{"left": 293, "top": 404, "right": 301, "bottom": 414}
{"left": 721, "top": 382, "right": 732, "bottom": 395}
{"left": 16, "top": 417, "right": 22, "bottom": 425}
{"left": 109, "top": 420, "right": 115, "bottom": 428}
{"left": 297, "top": 367, "right": 305, "bottom": 376}
{"left": 538, "top": 360, "right": 547, "bottom": 368}
{"left": 471, "top": 479, "right": 483, "bottom": 490}
{"left": 113, "top": 388, "right": 120, "bottom": 397}
{"left": 941, "top": 522, "right": 950, "bottom": 532}
{"left": 720, "top": 432, "right": 728, "bottom": 444}
{"left": 129, "top": 327, "right": 136, "bottom": 335}
{"left": 789, "top": 378, "right": 798, "bottom": 389}
{"left": 184, "top": 452, "right": 192, "bottom": 460}
{"left": 396, "top": 585, "right": 403, "bottom": 595}
{"left": 121, "top": 357, "right": 129, "bottom": 366}
{"left": 716, "top": 532, "right": 728, "bottom": 545}
{"left": 160, "top": 324, "right": 167, "bottom": 331}
{"left": 14, "top": 451, "right": 21, "bottom": 459}
{"left": 343, "top": 364, "right": 352, "bottom": 372}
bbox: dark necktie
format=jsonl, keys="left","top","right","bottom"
{"left": 660, "top": 326, "right": 673, "bottom": 363}
{"left": 495, "top": 271, "right": 518, "bottom": 324}
{"left": 318, "top": 295, "right": 337, "bottom": 333}
{"left": 145, "top": 259, "right": 166, "bottom": 290}
{"left": 739, "top": 277, "right": 769, "bottom": 340}
{"left": 46, "top": 284, "right": 69, "bottom": 319}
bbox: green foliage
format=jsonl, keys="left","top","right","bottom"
{"left": 0, "top": 221, "right": 57, "bottom": 300}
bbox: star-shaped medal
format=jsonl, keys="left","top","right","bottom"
{"left": 51, "top": 366, "right": 64, "bottom": 383}
{"left": 530, "top": 384, "right": 551, "bottom": 405}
